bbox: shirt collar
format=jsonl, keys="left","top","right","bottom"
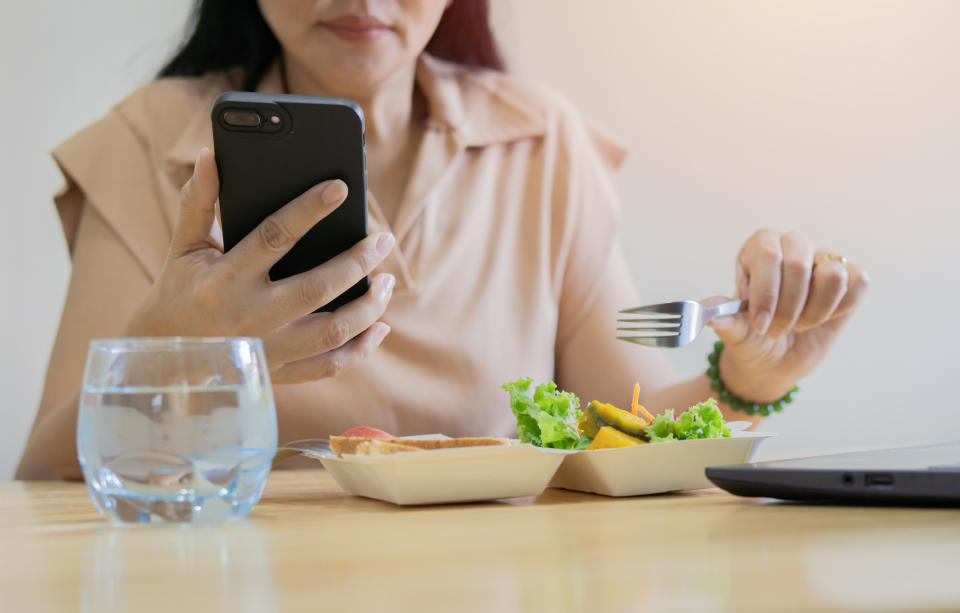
{"left": 166, "top": 53, "right": 547, "bottom": 168}
{"left": 415, "top": 53, "right": 547, "bottom": 146}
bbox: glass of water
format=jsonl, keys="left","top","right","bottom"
{"left": 77, "top": 337, "right": 278, "bottom": 524}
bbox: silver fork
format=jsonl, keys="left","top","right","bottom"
{"left": 273, "top": 438, "right": 334, "bottom": 466}
{"left": 617, "top": 299, "right": 747, "bottom": 348}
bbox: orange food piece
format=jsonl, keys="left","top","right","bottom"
{"left": 631, "top": 383, "right": 656, "bottom": 421}
{"left": 586, "top": 426, "right": 646, "bottom": 450}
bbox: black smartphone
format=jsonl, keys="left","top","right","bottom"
{"left": 211, "top": 91, "right": 368, "bottom": 312}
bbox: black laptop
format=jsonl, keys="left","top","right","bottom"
{"left": 706, "top": 441, "right": 960, "bottom": 504}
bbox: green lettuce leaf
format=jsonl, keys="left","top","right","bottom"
{"left": 644, "top": 398, "right": 731, "bottom": 443}
{"left": 502, "top": 377, "right": 584, "bottom": 449}
{"left": 645, "top": 409, "right": 679, "bottom": 443}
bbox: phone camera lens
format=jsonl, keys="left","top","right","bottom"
{"left": 222, "top": 110, "right": 262, "bottom": 127}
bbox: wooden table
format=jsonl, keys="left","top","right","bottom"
{"left": 2, "top": 470, "right": 959, "bottom": 612}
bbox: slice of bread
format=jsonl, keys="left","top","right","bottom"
{"left": 353, "top": 440, "right": 425, "bottom": 455}
{"left": 330, "top": 435, "right": 516, "bottom": 457}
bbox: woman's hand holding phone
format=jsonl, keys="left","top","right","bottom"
{"left": 124, "top": 148, "right": 395, "bottom": 383}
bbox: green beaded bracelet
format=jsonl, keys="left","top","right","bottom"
{"left": 707, "top": 340, "right": 798, "bottom": 417}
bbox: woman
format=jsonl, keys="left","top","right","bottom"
{"left": 17, "top": 0, "right": 868, "bottom": 479}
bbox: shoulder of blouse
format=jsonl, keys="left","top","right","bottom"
{"left": 49, "top": 72, "right": 235, "bottom": 276}
{"left": 111, "top": 71, "right": 236, "bottom": 159}
{"left": 52, "top": 70, "right": 235, "bottom": 178}
{"left": 417, "top": 54, "right": 628, "bottom": 170}
{"left": 498, "top": 73, "right": 628, "bottom": 171}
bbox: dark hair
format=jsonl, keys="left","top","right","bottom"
{"left": 159, "top": 0, "right": 503, "bottom": 91}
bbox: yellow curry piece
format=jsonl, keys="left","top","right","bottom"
{"left": 586, "top": 426, "right": 646, "bottom": 450}
{"left": 579, "top": 400, "right": 649, "bottom": 439}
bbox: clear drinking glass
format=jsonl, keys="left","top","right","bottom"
{"left": 77, "top": 338, "right": 278, "bottom": 524}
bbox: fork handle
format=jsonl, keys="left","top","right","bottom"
{"left": 703, "top": 299, "right": 747, "bottom": 322}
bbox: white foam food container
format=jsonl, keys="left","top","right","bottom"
{"left": 549, "top": 431, "right": 772, "bottom": 497}
{"left": 317, "top": 443, "right": 570, "bottom": 505}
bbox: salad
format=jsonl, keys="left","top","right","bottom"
{"left": 501, "top": 378, "right": 589, "bottom": 449}
{"left": 502, "top": 378, "right": 731, "bottom": 450}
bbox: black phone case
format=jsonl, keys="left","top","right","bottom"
{"left": 212, "top": 92, "right": 368, "bottom": 312}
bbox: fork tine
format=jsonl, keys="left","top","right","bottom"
{"left": 617, "top": 335, "right": 681, "bottom": 348}
{"left": 619, "top": 302, "right": 686, "bottom": 315}
{"left": 616, "top": 319, "right": 681, "bottom": 328}
{"left": 615, "top": 328, "right": 680, "bottom": 335}
{"left": 617, "top": 328, "right": 680, "bottom": 338}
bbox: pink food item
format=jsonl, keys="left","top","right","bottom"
{"left": 340, "top": 426, "right": 395, "bottom": 439}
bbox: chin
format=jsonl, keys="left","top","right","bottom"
{"left": 297, "top": 39, "right": 411, "bottom": 97}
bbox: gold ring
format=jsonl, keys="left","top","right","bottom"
{"left": 816, "top": 253, "right": 848, "bottom": 265}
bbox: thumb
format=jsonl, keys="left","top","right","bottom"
{"left": 171, "top": 147, "right": 220, "bottom": 255}
{"left": 702, "top": 295, "right": 752, "bottom": 346}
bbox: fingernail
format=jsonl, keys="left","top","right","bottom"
{"left": 374, "top": 323, "right": 391, "bottom": 345}
{"left": 376, "top": 233, "right": 395, "bottom": 257}
{"left": 380, "top": 274, "right": 395, "bottom": 300}
{"left": 753, "top": 310, "right": 772, "bottom": 334}
{"left": 192, "top": 147, "right": 209, "bottom": 176}
{"left": 321, "top": 180, "right": 347, "bottom": 205}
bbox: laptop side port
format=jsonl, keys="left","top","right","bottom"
{"left": 865, "top": 473, "right": 894, "bottom": 487}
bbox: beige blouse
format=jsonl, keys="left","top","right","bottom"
{"left": 37, "top": 53, "right": 668, "bottom": 445}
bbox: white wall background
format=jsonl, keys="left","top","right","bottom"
{"left": 0, "top": 0, "right": 195, "bottom": 478}
{"left": 2, "top": 1, "right": 959, "bottom": 479}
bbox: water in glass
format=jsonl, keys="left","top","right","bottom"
{"left": 77, "top": 338, "right": 278, "bottom": 524}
